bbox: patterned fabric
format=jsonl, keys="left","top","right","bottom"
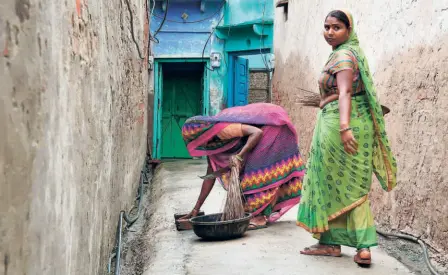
{"left": 297, "top": 97, "right": 378, "bottom": 248}
{"left": 296, "top": 11, "right": 397, "bottom": 248}
{"left": 334, "top": 11, "right": 397, "bottom": 190}
{"left": 318, "top": 49, "right": 365, "bottom": 96}
{"left": 316, "top": 199, "right": 378, "bottom": 249}
{"left": 182, "top": 103, "right": 306, "bottom": 221}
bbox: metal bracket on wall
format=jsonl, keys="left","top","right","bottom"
{"left": 148, "top": 55, "right": 154, "bottom": 71}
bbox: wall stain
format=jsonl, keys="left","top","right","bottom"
{"left": 76, "top": 0, "right": 82, "bottom": 16}
{"left": 4, "top": 253, "right": 9, "bottom": 275}
{"left": 15, "top": 0, "right": 30, "bottom": 23}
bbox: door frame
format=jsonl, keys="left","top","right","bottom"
{"left": 226, "top": 49, "right": 271, "bottom": 108}
{"left": 153, "top": 58, "right": 210, "bottom": 160}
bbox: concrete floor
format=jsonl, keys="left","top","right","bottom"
{"left": 141, "top": 160, "right": 412, "bottom": 275}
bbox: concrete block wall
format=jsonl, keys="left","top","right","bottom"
{"left": 272, "top": 0, "right": 448, "bottom": 262}
{"left": 0, "top": 0, "right": 150, "bottom": 274}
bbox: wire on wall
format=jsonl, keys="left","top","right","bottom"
{"left": 147, "top": 0, "right": 155, "bottom": 56}
{"left": 201, "top": 12, "right": 225, "bottom": 71}
{"left": 124, "top": 0, "right": 145, "bottom": 60}
{"left": 259, "top": 0, "right": 272, "bottom": 72}
{"left": 150, "top": 0, "right": 170, "bottom": 43}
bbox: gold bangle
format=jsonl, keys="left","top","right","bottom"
{"left": 235, "top": 155, "right": 243, "bottom": 162}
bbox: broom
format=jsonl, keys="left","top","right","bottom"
{"left": 221, "top": 156, "right": 245, "bottom": 221}
{"left": 295, "top": 87, "right": 321, "bottom": 108}
{"left": 295, "top": 87, "right": 391, "bottom": 116}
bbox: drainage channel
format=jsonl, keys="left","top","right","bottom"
{"left": 107, "top": 154, "right": 155, "bottom": 275}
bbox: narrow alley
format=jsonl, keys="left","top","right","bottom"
{"left": 119, "top": 160, "right": 411, "bottom": 275}
{"left": 2, "top": 0, "right": 447, "bottom": 274}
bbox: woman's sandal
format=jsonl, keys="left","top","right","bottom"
{"left": 247, "top": 223, "right": 268, "bottom": 231}
{"left": 247, "top": 216, "right": 268, "bottom": 231}
{"left": 300, "top": 244, "right": 342, "bottom": 257}
{"left": 354, "top": 248, "right": 372, "bottom": 265}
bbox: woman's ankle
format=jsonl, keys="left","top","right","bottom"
{"left": 319, "top": 243, "right": 341, "bottom": 249}
{"left": 250, "top": 215, "right": 267, "bottom": 224}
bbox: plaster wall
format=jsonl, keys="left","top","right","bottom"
{"left": 0, "top": 0, "right": 150, "bottom": 273}
{"left": 272, "top": 0, "right": 448, "bottom": 260}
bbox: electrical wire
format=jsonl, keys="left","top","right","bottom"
{"left": 107, "top": 156, "right": 153, "bottom": 275}
{"left": 259, "top": 0, "right": 271, "bottom": 72}
{"left": 151, "top": 0, "right": 170, "bottom": 43}
{"left": 150, "top": 0, "right": 156, "bottom": 19}
{"left": 201, "top": 12, "right": 225, "bottom": 71}
{"left": 124, "top": 0, "right": 145, "bottom": 60}
{"left": 221, "top": 0, "right": 231, "bottom": 72}
{"left": 152, "top": 0, "right": 225, "bottom": 24}
{"left": 376, "top": 229, "right": 440, "bottom": 275}
{"left": 147, "top": 0, "right": 155, "bottom": 57}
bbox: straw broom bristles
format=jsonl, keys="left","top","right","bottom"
{"left": 295, "top": 87, "right": 321, "bottom": 107}
{"left": 294, "top": 87, "right": 391, "bottom": 116}
{"left": 221, "top": 156, "right": 245, "bottom": 221}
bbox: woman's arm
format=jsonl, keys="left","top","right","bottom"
{"left": 319, "top": 94, "right": 339, "bottom": 109}
{"left": 236, "top": 125, "right": 263, "bottom": 160}
{"left": 179, "top": 161, "right": 216, "bottom": 220}
{"left": 336, "top": 70, "right": 358, "bottom": 155}
{"left": 192, "top": 162, "right": 216, "bottom": 211}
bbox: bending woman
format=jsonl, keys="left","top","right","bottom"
{"left": 180, "top": 103, "right": 306, "bottom": 230}
{"left": 296, "top": 10, "right": 397, "bottom": 265}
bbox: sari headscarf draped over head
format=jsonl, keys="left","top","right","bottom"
{"left": 182, "top": 103, "right": 306, "bottom": 222}
{"left": 338, "top": 10, "right": 397, "bottom": 191}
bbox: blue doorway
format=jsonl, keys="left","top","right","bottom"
{"left": 227, "top": 49, "right": 271, "bottom": 108}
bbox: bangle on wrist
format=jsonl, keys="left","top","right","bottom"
{"left": 339, "top": 127, "right": 352, "bottom": 133}
{"left": 235, "top": 155, "right": 243, "bottom": 162}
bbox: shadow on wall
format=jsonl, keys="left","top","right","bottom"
{"left": 272, "top": 36, "right": 448, "bottom": 266}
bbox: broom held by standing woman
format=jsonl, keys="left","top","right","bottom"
{"left": 296, "top": 10, "right": 397, "bottom": 266}
{"left": 180, "top": 103, "right": 306, "bottom": 230}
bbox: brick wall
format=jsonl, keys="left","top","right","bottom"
{"left": 249, "top": 71, "right": 270, "bottom": 104}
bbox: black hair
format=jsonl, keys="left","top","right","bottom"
{"left": 325, "top": 10, "right": 350, "bottom": 29}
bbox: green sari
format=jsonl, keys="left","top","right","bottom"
{"left": 296, "top": 11, "right": 397, "bottom": 249}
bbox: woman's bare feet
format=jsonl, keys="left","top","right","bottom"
{"left": 300, "top": 243, "right": 342, "bottom": 257}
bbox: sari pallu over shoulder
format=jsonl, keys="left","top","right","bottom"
{"left": 335, "top": 11, "right": 398, "bottom": 191}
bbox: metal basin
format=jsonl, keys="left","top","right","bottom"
{"left": 189, "top": 213, "right": 251, "bottom": 240}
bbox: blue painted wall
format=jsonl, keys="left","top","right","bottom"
{"left": 223, "top": 0, "right": 274, "bottom": 26}
{"left": 150, "top": 0, "right": 274, "bottom": 114}
{"left": 209, "top": 0, "right": 274, "bottom": 113}
{"left": 151, "top": 1, "right": 223, "bottom": 58}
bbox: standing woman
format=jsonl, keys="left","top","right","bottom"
{"left": 296, "top": 10, "right": 397, "bottom": 266}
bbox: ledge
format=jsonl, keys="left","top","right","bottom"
{"left": 215, "top": 19, "right": 273, "bottom": 40}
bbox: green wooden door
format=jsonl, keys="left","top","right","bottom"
{"left": 161, "top": 74, "right": 202, "bottom": 158}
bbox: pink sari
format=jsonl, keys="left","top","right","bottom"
{"left": 182, "top": 103, "right": 306, "bottom": 221}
